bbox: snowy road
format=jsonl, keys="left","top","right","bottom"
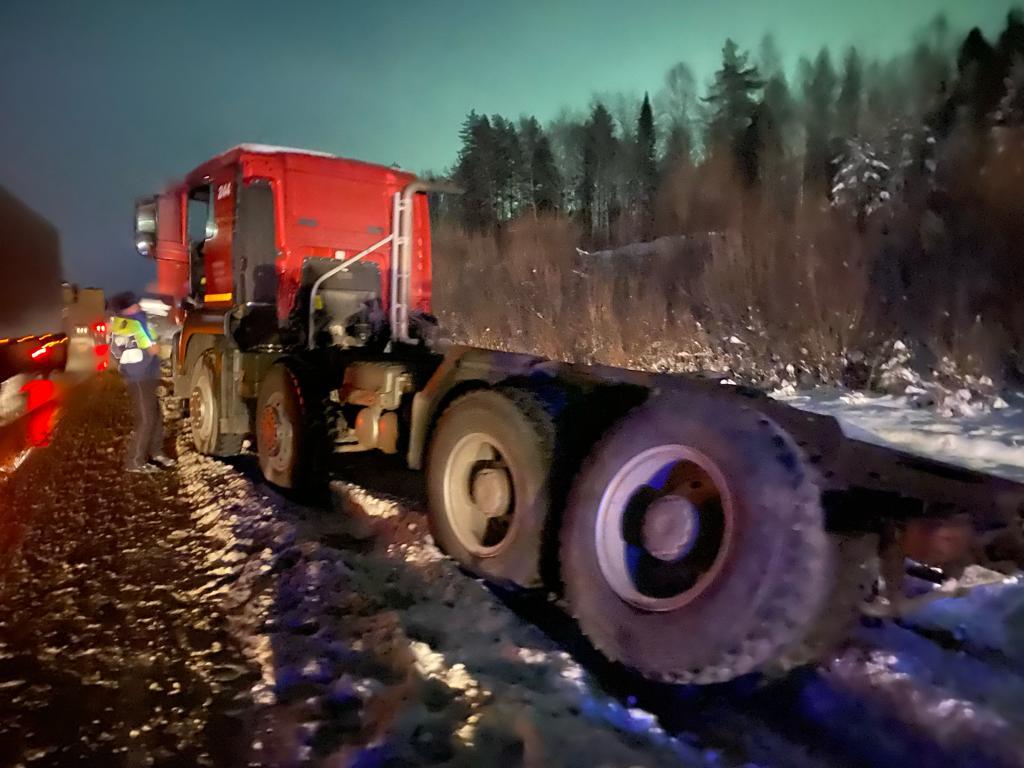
{"left": 2, "top": 374, "right": 1024, "bottom": 766}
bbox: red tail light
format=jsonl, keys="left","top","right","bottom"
{"left": 94, "top": 343, "right": 109, "bottom": 356}
{"left": 94, "top": 322, "right": 107, "bottom": 334}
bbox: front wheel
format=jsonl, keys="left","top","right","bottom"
{"left": 560, "top": 393, "right": 833, "bottom": 684}
{"left": 189, "top": 351, "right": 243, "bottom": 457}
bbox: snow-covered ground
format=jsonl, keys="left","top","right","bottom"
{"left": 176, "top": 443, "right": 724, "bottom": 766}
{"left": 775, "top": 387, "right": 1024, "bottom": 483}
{"left": 169, "top": 385, "right": 1024, "bottom": 767}
{"left": 6, "top": 374, "right": 1024, "bottom": 766}
{"left": 774, "top": 385, "right": 1024, "bottom": 764}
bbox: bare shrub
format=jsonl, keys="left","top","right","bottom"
{"left": 433, "top": 131, "right": 1022, "bottom": 388}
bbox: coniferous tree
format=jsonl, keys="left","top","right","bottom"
{"left": 704, "top": 39, "right": 763, "bottom": 155}
{"left": 636, "top": 93, "right": 658, "bottom": 224}
{"left": 661, "top": 122, "right": 693, "bottom": 175}
{"left": 802, "top": 47, "right": 839, "bottom": 184}
{"left": 489, "top": 114, "right": 524, "bottom": 221}
{"left": 531, "top": 132, "right": 562, "bottom": 213}
{"left": 518, "top": 116, "right": 562, "bottom": 214}
{"left": 956, "top": 27, "right": 1002, "bottom": 125}
{"left": 453, "top": 111, "right": 497, "bottom": 231}
{"left": 578, "top": 102, "right": 618, "bottom": 241}
{"left": 837, "top": 47, "right": 864, "bottom": 137}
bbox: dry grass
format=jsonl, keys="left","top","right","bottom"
{"left": 433, "top": 139, "right": 1024, "bottom": 386}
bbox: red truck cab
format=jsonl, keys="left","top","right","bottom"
{"left": 137, "top": 145, "right": 433, "bottom": 334}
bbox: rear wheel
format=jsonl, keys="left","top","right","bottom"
{"left": 560, "top": 393, "right": 833, "bottom": 684}
{"left": 426, "top": 389, "right": 553, "bottom": 587}
{"left": 189, "top": 351, "right": 243, "bottom": 457}
{"left": 256, "top": 361, "right": 329, "bottom": 491}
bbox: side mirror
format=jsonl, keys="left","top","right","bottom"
{"left": 134, "top": 196, "right": 158, "bottom": 258}
{"left": 135, "top": 232, "right": 156, "bottom": 257}
{"left": 179, "top": 295, "right": 199, "bottom": 311}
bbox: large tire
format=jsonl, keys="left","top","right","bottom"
{"left": 560, "top": 393, "right": 833, "bottom": 684}
{"left": 189, "top": 351, "right": 244, "bottom": 457}
{"left": 255, "top": 361, "right": 330, "bottom": 491}
{"left": 774, "top": 534, "right": 879, "bottom": 672}
{"left": 426, "top": 389, "right": 554, "bottom": 588}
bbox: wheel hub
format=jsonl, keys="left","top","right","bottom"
{"left": 595, "top": 445, "right": 734, "bottom": 612}
{"left": 190, "top": 387, "right": 210, "bottom": 439}
{"left": 470, "top": 466, "right": 512, "bottom": 518}
{"left": 641, "top": 495, "right": 700, "bottom": 562}
{"left": 443, "top": 433, "right": 516, "bottom": 557}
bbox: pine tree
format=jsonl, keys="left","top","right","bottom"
{"left": 802, "top": 47, "right": 839, "bottom": 184}
{"left": 578, "top": 102, "right": 618, "bottom": 241}
{"left": 830, "top": 137, "right": 891, "bottom": 229}
{"left": 956, "top": 27, "right": 1002, "bottom": 124}
{"left": 636, "top": 93, "right": 658, "bottom": 225}
{"left": 518, "top": 116, "right": 562, "bottom": 214}
{"left": 489, "top": 114, "right": 524, "bottom": 222}
{"left": 837, "top": 47, "right": 864, "bottom": 137}
{"left": 660, "top": 121, "right": 693, "bottom": 175}
{"left": 532, "top": 133, "right": 561, "bottom": 213}
{"left": 453, "top": 111, "right": 497, "bottom": 231}
{"left": 704, "top": 39, "right": 763, "bottom": 153}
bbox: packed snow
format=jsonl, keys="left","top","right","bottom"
{"left": 774, "top": 387, "right": 1024, "bottom": 483}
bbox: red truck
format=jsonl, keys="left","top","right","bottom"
{"left": 137, "top": 144, "right": 1024, "bottom": 685}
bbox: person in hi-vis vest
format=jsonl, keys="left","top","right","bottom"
{"left": 108, "top": 292, "right": 175, "bottom": 473}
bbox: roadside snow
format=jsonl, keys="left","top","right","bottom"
{"left": 775, "top": 383, "right": 1024, "bottom": 732}
{"left": 175, "top": 441, "right": 721, "bottom": 766}
{"left": 774, "top": 388, "right": 1024, "bottom": 483}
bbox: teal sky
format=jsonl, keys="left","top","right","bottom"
{"left": 0, "top": 0, "right": 1019, "bottom": 291}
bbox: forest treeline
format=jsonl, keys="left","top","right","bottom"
{"left": 433, "top": 11, "right": 1024, "bottom": 386}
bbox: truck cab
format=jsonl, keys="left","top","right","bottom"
{"left": 135, "top": 145, "right": 447, "bottom": 457}
{"left": 136, "top": 144, "right": 433, "bottom": 347}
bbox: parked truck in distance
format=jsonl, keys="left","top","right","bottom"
{"left": 0, "top": 186, "right": 68, "bottom": 381}
{"left": 138, "top": 145, "right": 1024, "bottom": 685}
{"left": 63, "top": 283, "right": 109, "bottom": 373}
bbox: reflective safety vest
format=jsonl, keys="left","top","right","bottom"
{"left": 110, "top": 316, "right": 158, "bottom": 379}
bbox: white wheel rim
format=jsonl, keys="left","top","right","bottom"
{"left": 442, "top": 432, "right": 517, "bottom": 557}
{"left": 595, "top": 445, "right": 735, "bottom": 612}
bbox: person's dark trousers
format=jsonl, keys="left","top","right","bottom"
{"left": 125, "top": 378, "right": 164, "bottom": 469}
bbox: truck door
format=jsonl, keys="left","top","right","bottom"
{"left": 135, "top": 191, "right": 189, "bottom": 321}
{"left": 233, "top": 178, "right": 278, "bottom": 307}
{"left": 195, "top": 168, "right": 236, "bottom": 306}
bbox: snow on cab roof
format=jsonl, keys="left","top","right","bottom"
{"left": 232, "top": 143, "right": 335, "bottom": 158}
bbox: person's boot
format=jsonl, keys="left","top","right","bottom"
{"left": 126, "top": 463, "right": 159, "bottom": 474}
{"left": 150, "top": 454, "right": 177, "bottom": 470}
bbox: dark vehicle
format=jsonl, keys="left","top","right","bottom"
{"left": 0, "top": 186, "right": 67, "bottom": 381}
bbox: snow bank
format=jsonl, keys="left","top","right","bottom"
{"left": 775, "top": 388, "right": 1024, "bottom": 483}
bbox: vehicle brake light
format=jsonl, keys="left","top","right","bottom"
{"left": 94, "top": 322, "right": 107, "bottom": 334}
